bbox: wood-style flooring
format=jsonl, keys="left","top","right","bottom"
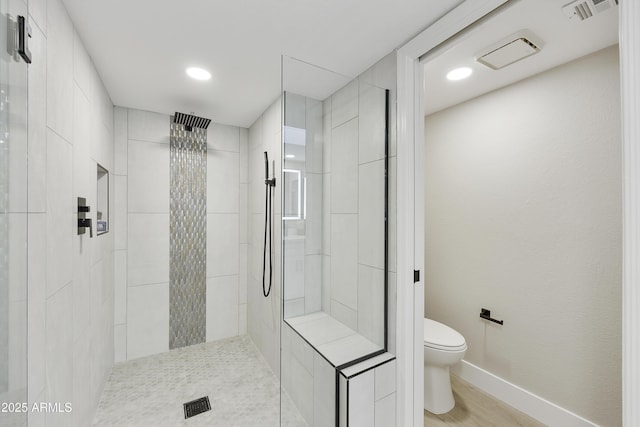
{"left": 424, "top": 375, "right": 547, "bottom": 427}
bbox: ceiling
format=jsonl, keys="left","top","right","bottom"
{"left": 62, "top": 0, "right": 464, "bottom": 128}
{"left": 424, "top": 0, "right": 619, "bottom": 115}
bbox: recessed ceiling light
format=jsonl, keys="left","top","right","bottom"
{"left": 186, "top": 67, "right": 211, "bottom": 81}
{"left": 285, "top": 154, "right": 295, "bottom": 159}
{"left": 446, "top": 67, "right": 473, "bottom": 81}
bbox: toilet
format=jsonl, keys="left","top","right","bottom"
{"left": 423, "top": 318, "right": 467, "bottom": 414}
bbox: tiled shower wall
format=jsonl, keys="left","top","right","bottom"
{"left": 247, "top": 98, "right": 282, "bottom": 375}
{"left": 113, "top": 108, "right": 248, "bottom": 361}
{"left": 27, "top": 0, "right": 116, "bottom": 425}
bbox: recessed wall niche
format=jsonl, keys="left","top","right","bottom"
{"left": 97, "top": 163, "right": 109, "bottom": 235}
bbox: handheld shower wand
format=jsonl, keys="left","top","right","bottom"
{"left": 263, "top": 152, "right": 276, "bottom": 297}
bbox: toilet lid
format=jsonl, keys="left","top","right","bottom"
{"left": 423, "top": 318, "right": 466, "bottom": 351}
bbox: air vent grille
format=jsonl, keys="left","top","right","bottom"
{"left": 562, "top": 0, "right": 616, "bottom": 21}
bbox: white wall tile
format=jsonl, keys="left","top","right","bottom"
{"left": 71, "top": 257, "right": 92, "bottom": 344}
{"left": 305, "top": 173, "right": 323, "bottom": 255}
{"left": 331, "top": 119, "right": 358, "bottom": 213}
{"left": 8, "top": 215, "right": 27, "bottom": 302}
{"left": 28, "top": 389, "right": 46, "bottom": 427}
{"left": 358, "top": 265, "right": 385, "bottom": 347}
{"left": 332, "top": 79, "right": 358, "bottom": 128}
{"left": 358, "top": 160, "right": 385, "bottom": 270}
{"left": 263, "top": 98, "right": 282, "bottom": 138}
{"left": 374, "top": 392, "right": 396, "bottom": 427}
{"left": 304, "top": 255, "right": 322, "bottom": 313}
{"left": 93, "top": 121, "right": 113, "bottom": 174}
{"left": 29, "top": 0, "right": 46, "bottom": 34}
{"left": 322, "top": 173, "right": 331, "bottom": 254}
{"left": 127, "top": 283, "right": 169, "bottom": 360}
{"left": 388, "top": 157, "right": 396, "bottom": 272}
{"left": 45, "top": 284, "right": 73, "bottom": 427}
{"left": 128, "top": 140, "right": 169, "bottom": 213}
{"left": 331, "top": 214, "right": 358, "bottom": 310}
{"left": 114, "top": 107, "right": 128, "bottom": 175}
{"left": 128, "top": 214, "right": 169, "bottom": 286}
{"left": 284, "top": 93, "right": 306, "bottom": 128}
{"left": 207, "top": 214, "right": 239, "bottom": 277}
{"left": 239, "top": 304, "right": 247, "bottom": 335}
{"left": 349, "top": 370, "right": 375, "bottom": 427}
{"left": 291, "top": 357, "right": 314, "bottom": 425}
{"left": 27, "top": 23, "right": 47, "bottom": 213}
{"left": 284, "top": 237, "right": 305, "bottom": 300}
{"left": 387, "top": 273, "right": 397, "bottom": 355}
{"left": 239, "top": 183, "right": 248, "bottom": 243}
{"left": 73, "top": 30, "right": 93, "bottom": 101}
{"left": 208, "top": 123, "right": 240, "bottom": 152}
{"left": 206, "top": 275, "right": 239, "bottom": 341}
{"left": 8, "top": 123, "right": 28, "bottom": 213}
{"left": 72, "top": 85, "right": 93, "bottom": 207}
{"left": 306, "top": 98, "right": 324, "bottom": 174}
{"left": 28, "top": 214, "right": 46, "bottom": 402}
{"left": 46, "top": 130, "right": 73, "bottom": 297}
{"left": 339, "top": 375, "right": 347, "bottom": 427}
{"left": 284, "top": 298, "right": 305, "bottom": 318}
{"left": 323, "top": 99, "right": 332, "bottom": 173}
{"left": 114, "top": 175, "right": 128, "bottom": 250}
{"left": 239, "top": 128, "right": 249, "bottom": 183}
{"left": 359, "top": 81, "right": 387, "bottom": 164}
{"left": 114, "top": 324, "right": 126, "bottom": 363}
{"left": 322, "top": 255, "right": 331, "bottom": 312}
{"left": 72, "top": 307, "right": 92, "bottom": 426}
{"left": 127, "top": 109, "right": 170, "bottom": 144}
{"left": 8, "top": 300, "right": 27, "bottom": 389}
{"left": 375, "top": 359, "right": 396, "bottom": 400}
{"left": 207, "top": 150, "right": 239, "bottom": 213}
{"left": 114, "top": 250, "right": 127, "bottom": 324}
{"left": 46, "top": 0, "right": 74, "bottom": 142}
{"left": 239, "top": 244, "right": 248, "bottom": 304}
{"left": 331, "top": 299, "right": 358, "bottom": 331}
{"left": 313, "top": 352, "right": 335, "bottom": 427}
{"left": 291, "top": 331, "right": 314, "bottom": 374}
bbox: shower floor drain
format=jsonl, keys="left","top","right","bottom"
{"left": 183, "top": 396, "right": 211, "bottom": 419}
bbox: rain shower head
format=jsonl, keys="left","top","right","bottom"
{"left": 173, "top": 112, "right": 211, "bottom": 131}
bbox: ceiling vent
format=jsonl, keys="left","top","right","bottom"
{"left": 562, "top": 0, "right": 618, "bottom": 21}
{"left": 475, "top": 31, "right": 542, "bottom": 70}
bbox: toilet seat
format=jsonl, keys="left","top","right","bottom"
{"left": 424, "top": 318, "right": 466, "bottom": 352}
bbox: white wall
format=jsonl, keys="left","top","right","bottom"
{"left": 113, "top": 108, "right": 248, "bottom": 361}
{"left": 247, "top": 98, "right": 282, "bottom": 375}
{"left": 27, "top": 0, "right": 116, "bottom": 424}
{"left": 424, "top": 46, "right": 621, "bottom": 426}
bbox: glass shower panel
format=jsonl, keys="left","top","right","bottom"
{"left": 0, "top": 1, "right": 29, "bottom": 426}
{"left": 281, "top": 56, "right": 389, "bottom": 426}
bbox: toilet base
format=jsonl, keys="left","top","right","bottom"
{"left": 424, "top": 364, "right": 455, "bottom": 414}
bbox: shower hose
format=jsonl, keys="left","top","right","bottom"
{"left": 262, "top": 181, "right": 274, "bottom": 297}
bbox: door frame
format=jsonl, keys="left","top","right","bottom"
{"left": 394, "top": 1, "right": 640, "bottom": 425}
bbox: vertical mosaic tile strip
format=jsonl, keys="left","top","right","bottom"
{"left": 169, "top": 122, "right": 207, "bottom": 349}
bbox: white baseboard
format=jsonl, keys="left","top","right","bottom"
{"left": 451, "top": 360, "right": 599, "bottom": 427}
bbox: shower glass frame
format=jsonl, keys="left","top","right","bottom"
{"left": 280, "top": 55, "right": 390, "bottom": 425}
